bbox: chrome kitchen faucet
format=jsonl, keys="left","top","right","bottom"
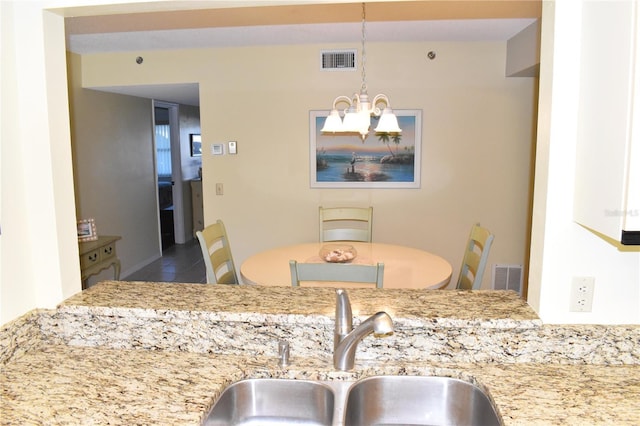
{"left": 333, "top": 289, "right": 394, "bottom": 371}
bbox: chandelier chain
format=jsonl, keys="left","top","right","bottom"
{"left": 320, "top": 1, "right": 401, "bottom": 138}
{"left": 360, "top": 2, "right": 367, "bottom": 93}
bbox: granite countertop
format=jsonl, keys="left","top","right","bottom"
{"left": 57, "top": 281, "right": 542, "bottom": 327}
{"left": 3, "top": 345, "right": 639, "bottom": 425}
{"left": 1, "top": 281, "right": 639, "bottom": 425}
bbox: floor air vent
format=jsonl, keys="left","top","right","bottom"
{"left": 321, "top": 49, "right": 357, "bottom": 71}
{"left": 492, "top": 264, "right": 523, "bottom": 295}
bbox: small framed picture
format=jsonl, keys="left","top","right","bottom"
{"left": 190, "top": 134, "right": 202, "bottom": 156}
{"left": 77, "top": 218, "right": 98, "bottom": 242}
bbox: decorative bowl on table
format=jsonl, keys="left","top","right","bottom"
{"left": 319, "top": 244, "right": 358, "bottom": 263}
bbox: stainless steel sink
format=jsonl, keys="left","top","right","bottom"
{"left": 343, "top": 376, "right": 501, "bottom": 426}
{"left": 202, "top": 376, "right": 501, "bottom": 426}
{"left": 202, "top": 378, "right": 335, "bottom": 426}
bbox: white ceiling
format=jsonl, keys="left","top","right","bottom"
{"left": 68, "top": 18, "right": 536, "bottom": 106}
{"left": 66, "top": 19, "right": 536, "bottom": 54}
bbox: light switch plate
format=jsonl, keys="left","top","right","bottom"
{"left": 211, "top": 143, "right": 224, "bottom": 155}
{"left": 228, "top": 141, "right": 237, "bottom": 154}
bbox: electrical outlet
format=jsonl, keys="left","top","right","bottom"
{"left": 570, "top": 276, "right": 595, "bottom": 312}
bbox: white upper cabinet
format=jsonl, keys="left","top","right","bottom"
{"left": 574, "top": 0, "right": 640, "bottom": 245}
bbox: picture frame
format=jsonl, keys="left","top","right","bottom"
{"left": 77, "top": 218, "right": 98, "bottom": 242}
{"left": 309, "top": 109, "right": 422, "bottom": 188}
{"left": 190, "top": 134, "right": 202, "bottom": 157}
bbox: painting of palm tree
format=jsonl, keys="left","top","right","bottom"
{"left": 310, "top": 109, "right": 422, "bottom": 188}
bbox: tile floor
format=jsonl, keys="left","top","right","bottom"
{"left": 124, "top": 239, "right": 207, "bottom": 283}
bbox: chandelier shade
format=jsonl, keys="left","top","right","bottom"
{"left": 374, "top": 108, "right": 402, "bottom": 133}
{"left": 321, "top": 109, "right": 344, "bottom": 132}
{"left": 321, "top": 3, "right": 401, "bottom": 140}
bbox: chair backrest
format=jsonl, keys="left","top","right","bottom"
{"left": 319, "top": 206, "right": 373, "bottom": 242}
{"left": 289, "top": 260, "right": 384, "bottom": 288}
{"left": 456, "top": 223, "right": 494, "bottom": 290}
{"left": 196, "top": 220, "right": 238, "bottom": 284}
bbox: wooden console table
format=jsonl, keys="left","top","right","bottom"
{"left": 79, "top": 235, "right": 121, "bottom": 289}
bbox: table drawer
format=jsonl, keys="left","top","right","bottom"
{"left": 78, "top": 235, "right": 121, "bottom": 289}
{"left": 80, "top": 249, "right": 100, "bottom": 269}
{"left": 101, "top": 243, "right": 117, "bottom": 261}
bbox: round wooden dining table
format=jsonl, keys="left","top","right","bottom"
{"left": 240, "top": 242, "right": 452, "bottom": 289}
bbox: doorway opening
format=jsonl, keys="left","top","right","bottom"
{"left": 154, "top": 106, "right": 175, "bottom": 250}
{"left": 153, "top": 102, "right": 186, "bottom": 251}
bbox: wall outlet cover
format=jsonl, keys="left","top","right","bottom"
{"left": 570, "top": 276, "right": 595, "bottom": 312}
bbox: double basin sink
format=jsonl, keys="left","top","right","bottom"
{"left": 202, "top": 375, "right": 501, "bottom": 425}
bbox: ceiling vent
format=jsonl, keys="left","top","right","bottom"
{"left": 320, "top": 49, "right": 357, "bottom": 71}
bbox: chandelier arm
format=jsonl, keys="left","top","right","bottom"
{"left": 371, "top": 93, "right": 392, "bottom": 116}
{"left": 331, "top": 95, "right": 354, "bottom": 111}
{"left": 351, "top": 92, "right": 363, "bottom": 110}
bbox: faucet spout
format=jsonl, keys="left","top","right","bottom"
{"left": 333, "top": 289, "right": 394, "bottom": 371}
{"left": 334, "top": 289, "right": 353, "bottom": 351}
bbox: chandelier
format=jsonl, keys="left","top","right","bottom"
{"left": 321, "top": 2, "right": 401, "bottom": 141}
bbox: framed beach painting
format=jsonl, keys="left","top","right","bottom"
{"left": 309, "top": 109, "right": 422, "bottom": 188}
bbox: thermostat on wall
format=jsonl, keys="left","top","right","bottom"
{"left": 211, "top": 143, "right": 224, "bottom": 155}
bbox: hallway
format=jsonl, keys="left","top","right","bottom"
{"left": 124, "top": 239, "right": 206, "bottom": 283}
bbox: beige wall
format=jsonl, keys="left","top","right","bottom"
{"left": 68, "top": 53, "right": 162, "bottom": 284}
{"left": 81, "top": 41, "right": 536, "bottom": 291}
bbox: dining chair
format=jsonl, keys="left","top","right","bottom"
{"left": 289, "top": 260, "right": 384, "bottom": 288}
{"left": 319, "top": 206, "right": 373, "bottom": 242}
{"left": 456, "top": 223, "right": 494, "bottom": 290}
{"left": 196, "top": 220, "right": 238, "bottom": 284}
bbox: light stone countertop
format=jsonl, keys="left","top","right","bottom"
{"left": 58, "top": 281, "right": 542, "bottom": 327}
{"left": 2, "top": 345, "right": 639, "bottom": 425}
{"left": 1, "top": 281, "right": 639, "bottom": 425}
